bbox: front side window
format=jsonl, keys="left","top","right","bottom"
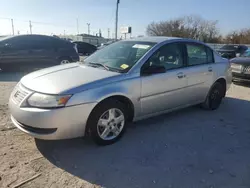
{"left": 83, "top": 41, "right": 156, "bottom": 72}
{"left": 187, "top": 44, "right": 210, "bottom": 66}
{"left": 144, "top": 43, "right": 184, "bottom": 70}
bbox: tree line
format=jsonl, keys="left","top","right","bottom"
{"left": 146, "top": 15, "right": 250, "bottom": 44}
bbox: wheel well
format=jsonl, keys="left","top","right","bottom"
{"left": 58, "top": 56, "right": 72, "bottom": 61}
{"left": 85, "top": 95, "right": 135, "bottom": 136}
{"left": 215, "top": 78, "right": 226, "bottom": 97}
{"left": 99, "top": 95, "right": 135, "bottom": 122}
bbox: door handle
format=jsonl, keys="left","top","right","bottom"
{"left": 177, "top": 72, "right": 185, "bottom": 79}
{"left": 208, "top": 67, "right": 213, "bottom": 72}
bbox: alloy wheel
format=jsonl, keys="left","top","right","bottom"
{"left": 97, "top": 108, "right": 125, "bottom": 140}
{"left": 60, "top": 60, "right": 70, "bottom": 64}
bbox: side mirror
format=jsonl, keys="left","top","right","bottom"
{"left": 142, "top": 65, "right": 166, "bottom": 75}
{"left": 236, "top": 53, "right": 240, "bottom": 57}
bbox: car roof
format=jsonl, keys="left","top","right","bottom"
{"left": 127, "top": 36, "right": 180, "bottom": 43}
{"left": 3, "top": 34, "right": 68, "bottom": 41}
{"left": 126, "top": 36, "right": 208, "bottom": 45}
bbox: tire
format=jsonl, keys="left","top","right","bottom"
{"left": 86, "top": 99, "right": 128, "bottom": 145}
{"left": 202, "top": 82, "right": 224, "bottom": 110}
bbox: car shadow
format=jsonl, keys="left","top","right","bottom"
{"left": 36, "top": 97, "right": 250, "bottom": 188}
{"left": 0, "top": 71, "right": 29, "bottom": 82}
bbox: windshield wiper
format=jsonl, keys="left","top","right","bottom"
{"left": 88, "top": 62, "right": 109, "bottom": 71}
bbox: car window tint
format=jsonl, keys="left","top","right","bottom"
{"left": 10, "top": 36, "right": 51, "bottom": 50}
{"left": 206, "top": 47, "right": 214, "bottom": 63}
{"left": 147, "top": 43, "right": 184, "bottom": 70}
{"left": 187, "top": 44, "right": 207, "bottom": 66}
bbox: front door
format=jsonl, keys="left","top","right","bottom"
{"left": 140, "top": 42, "right": 189, "bottom": 116}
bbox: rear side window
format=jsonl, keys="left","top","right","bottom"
{"left": 186, "top": 43, "right": 214, "bottom": 66}
{"left": 206, "top": 47, "right": 214, "bottom": 63}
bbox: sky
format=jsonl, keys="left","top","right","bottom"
{"left": 0, "top": 0, "right": 250, "bottom": 38}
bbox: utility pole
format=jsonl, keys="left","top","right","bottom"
{"left": 108, "top": 28, "right": 110, "bottom": 39}
{"left": 115, "top": 0, "right": 120, "bottom": 40}
{"left": 87, "top": 23, "right": 90, "bottom": 35}
{"left": 29, "top": 20, "right": 32, "bottom": 34}
{"left": 76, "top": 18, "right": 79, "bottom": 35}
{"left": 11, "top": 19, "right": 14, "bottom": 35}
{"left": 64, "top": 30, "right": 66, "bottom": 36}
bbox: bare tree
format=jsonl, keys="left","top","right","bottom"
{"left": 225, "top": 28, "right": 250, "bottom": 44}
{"left": 146, "top": 15, "right": 221, "bottom": 43}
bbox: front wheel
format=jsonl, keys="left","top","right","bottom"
{"left": 202, "top": 82, "right": 224, "bottom": 110}
{"left": 87, "top": 100, "right": 128, "bottom": 145}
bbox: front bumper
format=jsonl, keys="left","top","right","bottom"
{"left": 9, "top": 96, "right": 97, "bottom": 140}
{"left": 232, "top": 72, "right": 250, "bottom": 83}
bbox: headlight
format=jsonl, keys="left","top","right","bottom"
{"left": 231, "top": 63, "right": 242, "bottom": 69}
{"left": 27, "top": 93, "right": 72, "bottom": 108}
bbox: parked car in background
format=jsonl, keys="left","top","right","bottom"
{"left": 97, "top": 40, "right": 117, "bottom": 50}
{"left": 9, "top": 37, "right": 231, "bottom": 145}
{"left": 230, "top": 49, "right": 250, "bottom": 83}
{"left": 0, "top": 35, "right": 79, "bottom": 72}
{"left": 73, "top": 41, "right": 97, "bottom": 56}
{"left": 217, "top": 44, "right": 248, "bottom": 59}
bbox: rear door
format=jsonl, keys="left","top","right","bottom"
{"left": 25, "top": 35, "right": 59, "bottom": 69}
{"left": 184, "top": 43, "right": 215, "bottom": 103}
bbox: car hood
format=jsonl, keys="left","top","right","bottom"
{"left": 230, "top": 57, "right": 250, "bottom": 65}
{"left": 21, "top": 63, "right": 120, "bottom": 94}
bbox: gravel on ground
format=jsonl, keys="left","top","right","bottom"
{"left": 0, "top": 72, "right": 250, "bottom": 188}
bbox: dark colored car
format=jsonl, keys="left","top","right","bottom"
{"left": 73, "top": 41, "right": 97, "bottom": 56}
{"left": 0, "top": 35, "right": 79, "bottom": 72}
{"left": 217, "top": 44, "right": 248, "bottom": 59}
{"left": 230, "top": 49, "right": 250, "bottom": 83}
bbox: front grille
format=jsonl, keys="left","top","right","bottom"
{"left": 243, "top": 66, "right": 250, "bottom": 73}
{"left": 11, "top": 84, "right": 31, "bottom": 104}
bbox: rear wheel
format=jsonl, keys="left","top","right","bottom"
{"left": 202, "top": 82, "right": 224, "bottom": 110}
{"left": 59, "top": 57, "right": 71, "bottom": 65}
{"left": 86, "top": 100, "right": 128, "bottom": 145}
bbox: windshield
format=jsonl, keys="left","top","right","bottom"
{"left": 83, "top": 41, "right": 156, "bottom": 72}
{"left": 240, "top": 50, "right": 250, "bottom": 57}
{"left": 221, "top": 45, "right": 239, "bottom": 50}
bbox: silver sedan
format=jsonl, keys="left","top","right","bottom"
{"left": 9, "top": 37, "right": 232, "bottom": 145}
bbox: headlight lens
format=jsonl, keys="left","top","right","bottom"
{"left": 27, "top": 93, "right": 72, "bottom": 108}
{"left": 231, "top": 63, "right": 242, "bottom": 69}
